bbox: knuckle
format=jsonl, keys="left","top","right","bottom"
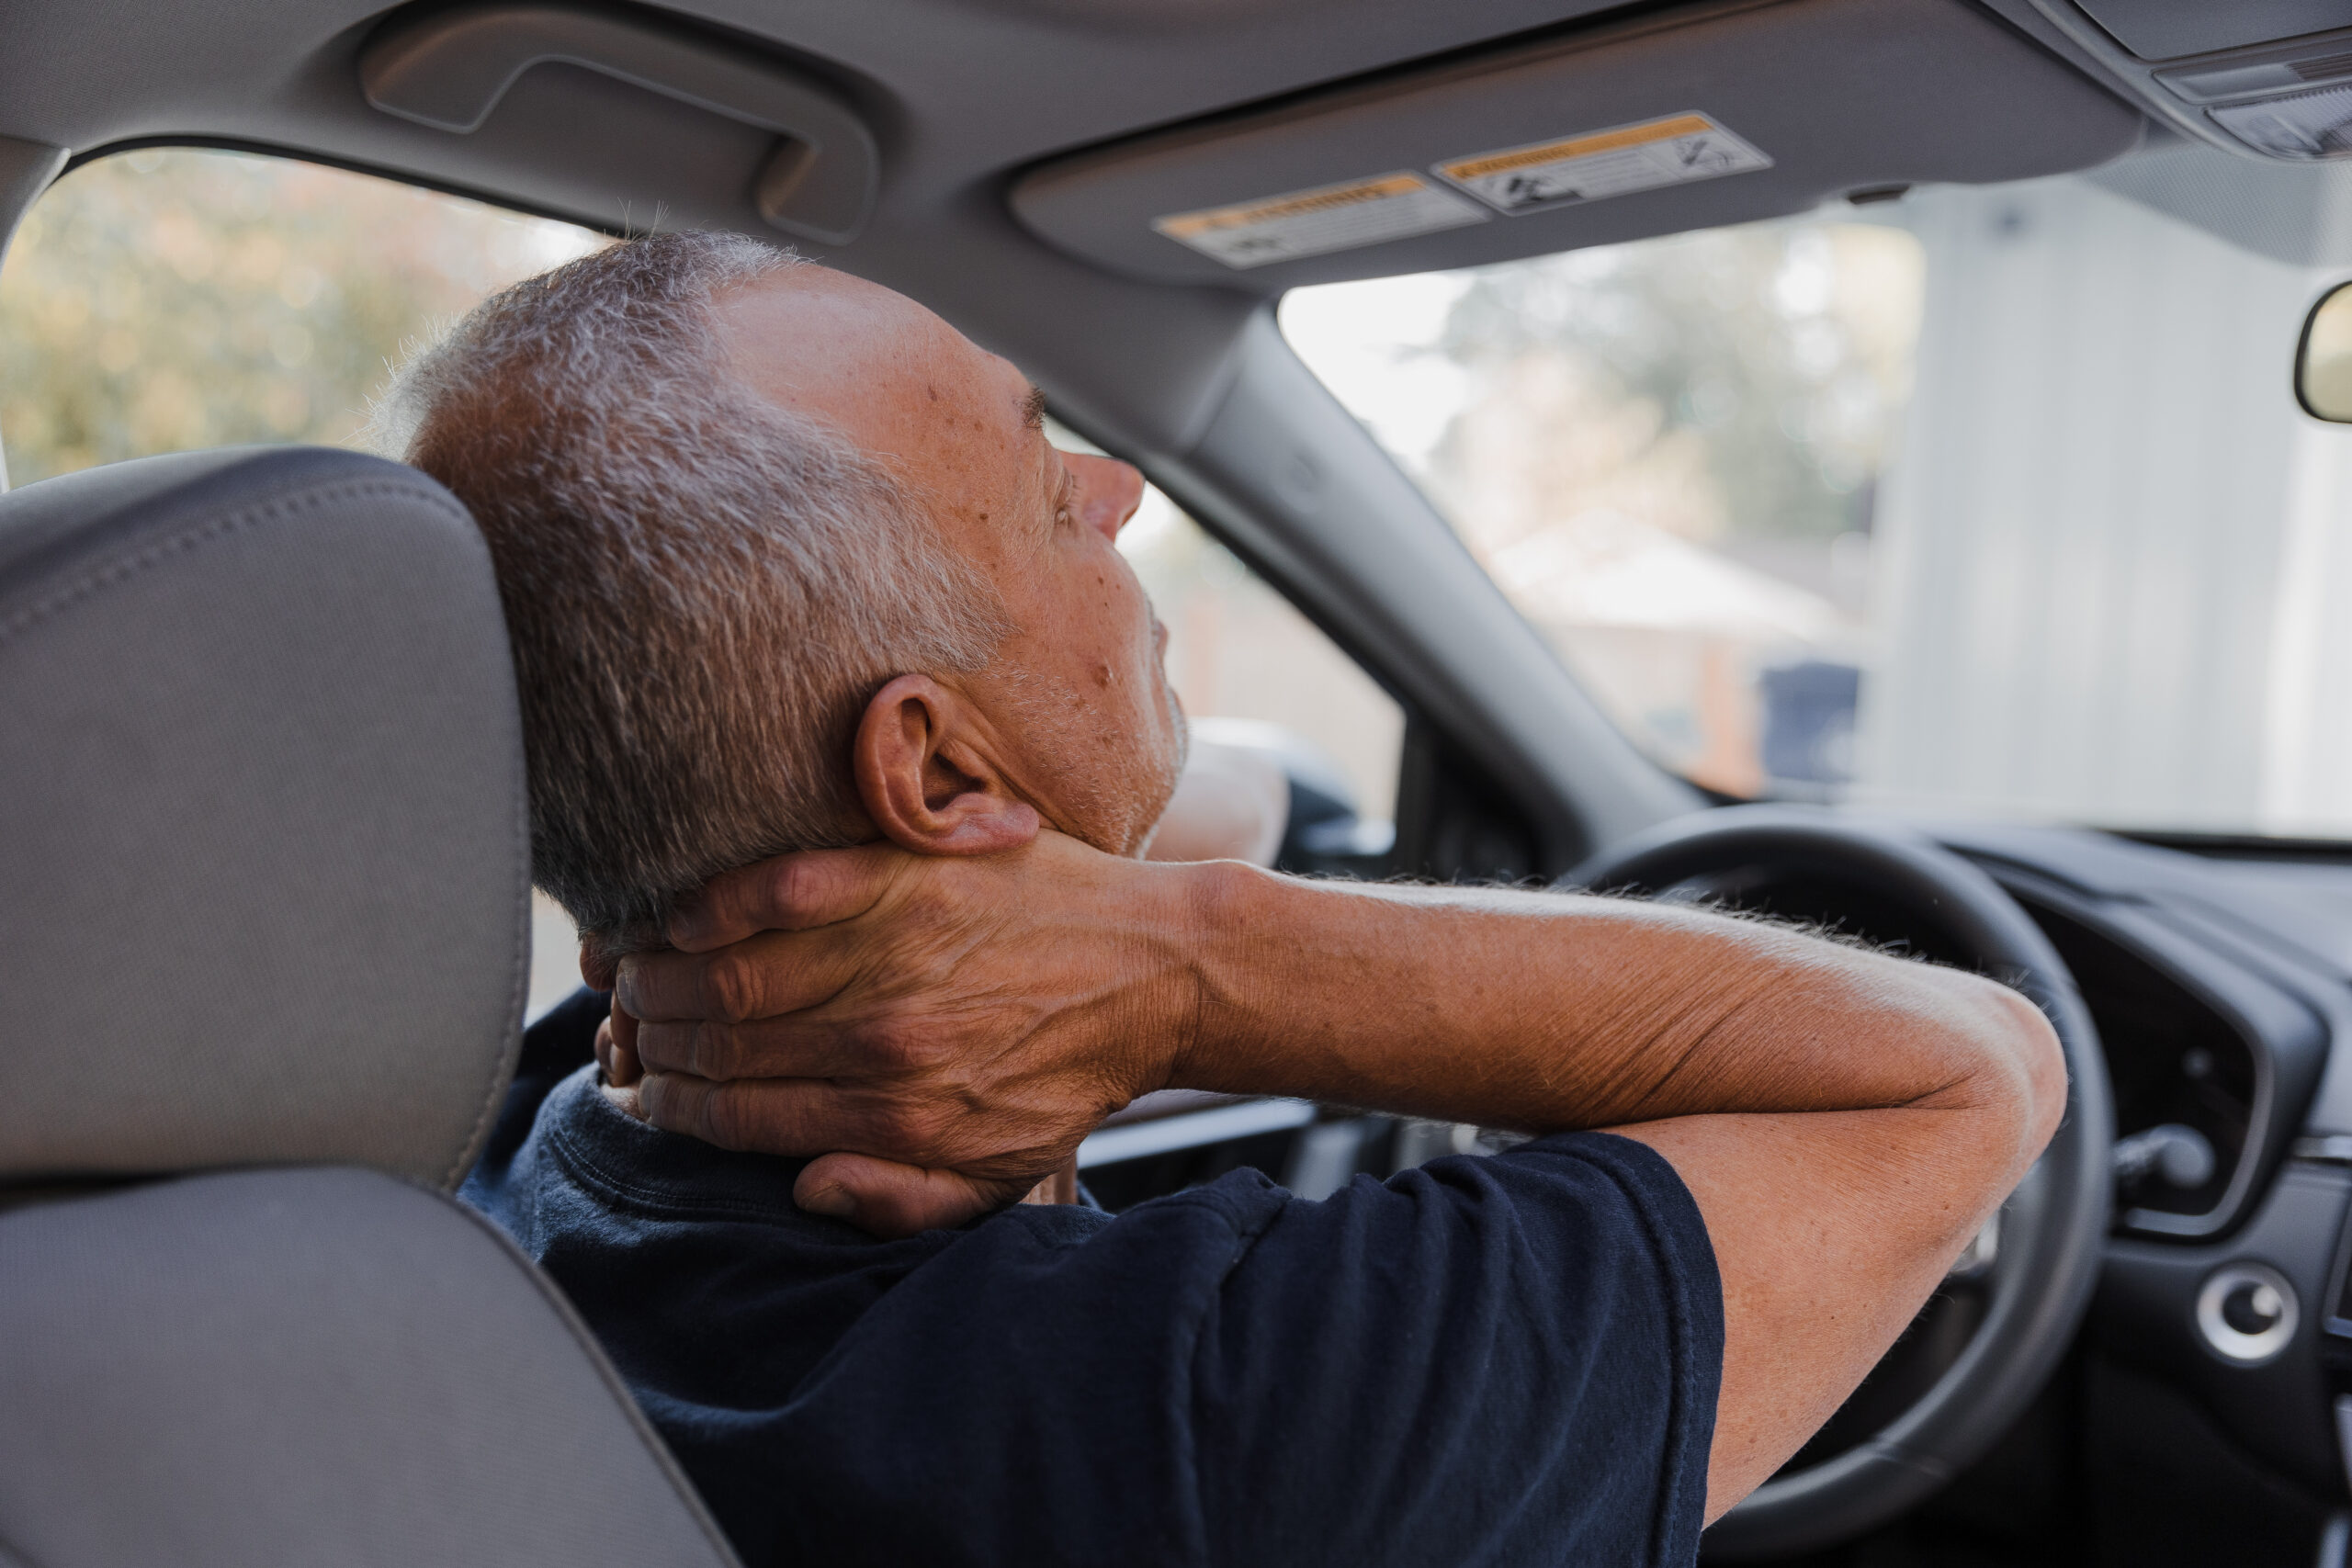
{"left": 694, "top": 1019, "right": 751, "bottom": 1078}
{"left": 631, "top": 1021, "right": 682, "bottom": 1070}
{"left": 684, "top": 1020, "right": 720, "bottom": 1076}
{"left": 770, "top": 858, "right": 816, "bottom": 922}
{"left": 861, "top": 1019, "right": 936, "bottom": 1075}
{"left": 870, "top": 1100, "right": 942, "bottom": 1158}
{"left": 699, "top": 952, "right": 762, "bottom": 1023}
{"left": 865, "top": 1101, "right": 913, "bottom": 1149}
{"left": 701, "top": 1087, "right": 750, "bottom": 1150}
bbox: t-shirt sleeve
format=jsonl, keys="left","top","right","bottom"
{"left": 1187, "top": 1132, "right": 1722, "bottom": 1568}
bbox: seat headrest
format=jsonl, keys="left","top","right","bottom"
{"left": 0, "top": 448, "right": 529, "bottom": 1190}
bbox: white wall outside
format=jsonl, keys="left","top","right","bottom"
{"left": 1859, "top": 175, "right": 2352, "bottom": 835}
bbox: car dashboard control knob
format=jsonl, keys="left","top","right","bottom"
{"left": 2114, "top": 1122, "right": 2217, "bottom": 1191}
{"left": 2196, "top": 1262, "right": 2297, "bottom": 1365}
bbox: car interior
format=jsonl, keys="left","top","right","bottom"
{"left": 6, "top": 0, "right": 2352, "bottom": 1562}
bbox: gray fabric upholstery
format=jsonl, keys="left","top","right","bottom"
{"left": 0, "top": 448, "right": 741, "bottom": 1568}
{"left": 0, "top": 1167, "right": 740, "bottom": 1567}
{"left": 0, "top": 447, "right": 530, "bottom": 1190}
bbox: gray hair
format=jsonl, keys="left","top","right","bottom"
{"left": 373, "top": 231, "right": 1011, "bottom": 948}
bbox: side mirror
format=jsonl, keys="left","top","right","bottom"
{"left": 2297, "top": 281, "right": 2352, "bottom": 421}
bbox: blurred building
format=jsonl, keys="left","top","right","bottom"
{"left": 1858, "top": 157, "right": 2352, "bottom": 835}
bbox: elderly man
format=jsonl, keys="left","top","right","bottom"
{"left": 394, "top": 232, "right": 2063, "bottom": 1568}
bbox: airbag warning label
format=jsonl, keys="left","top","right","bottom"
{"left": 1436, "top": 112, "right": 1772, "bottom": 215}
{"left": 1154, "top": 173, "right": 1487, "bottom": 269}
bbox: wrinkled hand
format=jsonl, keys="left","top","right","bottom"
{"left": 595, "top": 833, "right": 1201, "bottom": 1236}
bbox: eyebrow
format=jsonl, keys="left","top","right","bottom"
{"left": 1022, "top": 385, "right": 1048, "bottom": 432}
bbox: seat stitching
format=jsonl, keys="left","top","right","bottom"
{"left": 0, "top": 476, "right": 473, "bottom": 646}
{"left": 450, "top": 638, "right": 534, "bottom": 1190}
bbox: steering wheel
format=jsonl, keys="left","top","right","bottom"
{"left": 1571, "top": 806, "right": 2114, "bottom": 1561}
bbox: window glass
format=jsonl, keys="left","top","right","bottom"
{"left": 0, "top": 148, "right": 603, "bottom": 484}
{"left": 1049, "top": 421, "right": 1405, "bottom": 823}
{"left": 1283, "top": 164, "right": 2352, "bottom": 840}
{"left": 1, "top": 147, "right": 604, "bottom": 1012}
{"left": 1120, "top": 489, "right": 1403, "bottom": 822}
{"left": 1282, "top": 218, "right": 1916, "bottom": 802}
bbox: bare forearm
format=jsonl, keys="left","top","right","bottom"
{"left": 1167, "top": 859, "right": 2065, "bottom": 1517}
{"left": 616, "top": 834, "right": 2059, "bottom": 1253}
{"left": 1164, "top": 862, "right": 2048, "bottom": 1135}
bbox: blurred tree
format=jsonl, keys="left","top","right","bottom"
{"left": 0, "top": 147, "right": 601, "bottom": 486}
{"left": 1430, "top": 219, "right": 1920, "bottom": 548}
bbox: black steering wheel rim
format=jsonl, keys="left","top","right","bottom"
{"left": 1570, "top": 805, "right": 2114, "bottom": 1561}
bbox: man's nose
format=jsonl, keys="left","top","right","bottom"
{"left": 1066, "top": 452, "right": 1146, "bottom": 543}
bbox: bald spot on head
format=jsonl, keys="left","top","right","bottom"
{"left": 708, "top": 270, "right": 1056, "bottom": 591}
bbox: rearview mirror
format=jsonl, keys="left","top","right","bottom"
{"left": 2298, "top": 281, "right": 2352, "bottom": 421}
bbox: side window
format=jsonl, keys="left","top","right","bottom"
{"left": 0, "top": 147, "right": 603, "bottom": 1013}
{"left": 0, "top": 148, "right": 602, "bottom": 484}
{"left": 1126, "top": 491, "right": 1404, "bottom": 821}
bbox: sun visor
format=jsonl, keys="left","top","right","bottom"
{"left": 1011, "top": 0, "right": 2143, "bottom": 290}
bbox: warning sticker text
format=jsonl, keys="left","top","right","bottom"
{"left": 1153, "top": 173, "right": 1488, "bottom": 269}
{"left": 1436, "top": 113, "right": 1772, "bottom": 215}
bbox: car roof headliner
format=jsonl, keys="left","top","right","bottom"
{"left": 0, "top": 0, "right": 2154, "bottom": 454}
{"left": 2, "top": 0, "right": 1661, "bottom": 231}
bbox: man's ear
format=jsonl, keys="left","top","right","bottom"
{"left": 853, "top": 674, "right": 1040, "bottom": 856}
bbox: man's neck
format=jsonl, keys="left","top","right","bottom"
{"left": 1020, "top": 1162, "right": 1080, "bottom": 1207}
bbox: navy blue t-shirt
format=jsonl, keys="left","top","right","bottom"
{"left": 463, "top": 988, "right": 1724, "bottom": 1568}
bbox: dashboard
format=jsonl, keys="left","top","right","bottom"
{"left": 1933, "top": 822, "right": 2351, "bottom": 1558}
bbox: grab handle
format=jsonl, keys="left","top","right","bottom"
{"left": 359, "top": 4, "right": 877, "bottom": 244}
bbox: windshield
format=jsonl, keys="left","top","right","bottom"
{"left": 1282, "top": 153, "right": 2352, "bottom": 840}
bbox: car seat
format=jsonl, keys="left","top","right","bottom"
{"left": 0, "top": 446, "right": 741, "bottom": 1567}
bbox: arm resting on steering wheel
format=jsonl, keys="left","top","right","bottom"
{"left": 610, "top": 836, "right": 2065, "bottom": 1521}
{"left": 1168, "top": 864, "right": 2067, "bottom": 1521}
